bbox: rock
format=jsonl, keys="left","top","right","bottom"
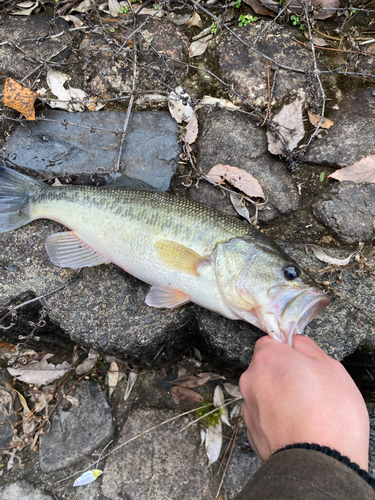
{"left": 190, "top": 108, "right": 300, "bottom": 223}
{"left": 0, "top": 481, "right": 53, "bottom": 500}
{"left": 5, "top": 110, "right": 181, "bottom": 191}
{"left": 39, "top": 381, "right": 114, "bottom": 472}
{"left": 305, "top": 87, "right": 375, "bottom": 167}
{"left": 0, "top": 387, "right": 14, "bottom": 448}
{"left": 312, "top": 182, "right": 375, "bottom": 243}
{"left": 101, "top": 408, "right": 214, "bottom": 500}
{"left": 224, "top": 426, "right": 262, "bottom": 499}
{"left": 196, "top": 308, "right": 261, "bottom": 372}
{"left": 80, "top": 17, "right": 188, "bottom": 99}
{"left": 0, "top": 16, "right": 69, "bottom": 80}
{"left": 211, "top": 22, "right": 320, "bottom": 110}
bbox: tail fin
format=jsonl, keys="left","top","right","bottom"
{"left": 0, "top": 166, "right": 44, "bottom": 233}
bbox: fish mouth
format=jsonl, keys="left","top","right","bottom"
{"left": 264, "top": 286, "right": 330, "bottom": 345}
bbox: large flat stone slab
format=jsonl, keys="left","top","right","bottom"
{"left": 6, "top": 110, "right": 181, "bottom": 191}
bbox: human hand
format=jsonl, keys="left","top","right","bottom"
{"left": 239, "top": 335, "right": 370, "bottom": 469}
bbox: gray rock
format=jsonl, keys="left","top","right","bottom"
{"left": 101, "top": 408, "right": 214, "bottom": 500}
{"left": 305, "top": 87, "right": 375, "bottom": 167}
{"left": 0, "top": 16, "right": 69, "bottom": 80}
{"left": 312, "top": 182, "right": 375, "bottom": 243}
{"left": 0, "top": 481, "right": 53, "bottom": 500}
{"left": 211, "top": 22, "right": 319, "bottom": 110}
{"left": 80, "top": 17, "right": 188, "bottom": 100}
{"left": 191, "top": 108, "right": 300, "bottom": 223}
{"left": 6, "top": 110, "right": 181, "bottom": 191}
{"left": 224, "top": 426, "right": 262, "bottom": 499}
{"left": 39, "top": 381, "right": 114, "bottom": 472}
{"left": 0, "top": 387, "right": 14, "bottom": 448}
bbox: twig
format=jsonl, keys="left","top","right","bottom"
{"left": 216, "top": 421, "right": 240, "bottom": 499}
{"left": 261, "top": 61, "right": 270, "bottom": 127}
{"left": 303, "top": 3, "right": 326, "bottom": 149}
{"left": 114, "top": 18, "right": 138, "bottom": 172}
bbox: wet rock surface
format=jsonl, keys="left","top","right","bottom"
{"left": 80, "top": 17, "right": 189, "bottom": 99}
{"left": 0, "top": 16, "right": 69, "bottom": 80}
{"left": 6, "top": 110, "right": 181, "bottom": 190}
{"left": 312, "top": 182, "right": 375, "bottom": 244}
{"left": 211, "top": 22, "right": 319, "bottom": 110}
{"left": 101, "top": 408, "right": 213, "bottom": 500}
{"left": 305, "top": 87, "right": 375, "bottom": 167}
{"left": 39, "top": 381, "right": 114, "bottom": 472}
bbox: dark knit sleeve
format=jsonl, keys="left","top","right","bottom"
{"left": 234, "top": 445, "right": 375, "bottom": 500}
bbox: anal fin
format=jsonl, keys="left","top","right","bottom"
{"left": 45, "top": 232, "right": 110, "bottom": 268}
{"left": 145, "top": 284, "right": 190, "bottom": 309}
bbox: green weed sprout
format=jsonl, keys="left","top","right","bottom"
{"left": 119, "top": 6, "right": 128, "bottom": 13}
{"left": 211, "top": 23, "right": 217, "bottom": 35}
{"left": 290, "top": 14, "right": 305, "bottom": 31}
{"left": 238, "top": 14, "right": 258, "bottom": 27}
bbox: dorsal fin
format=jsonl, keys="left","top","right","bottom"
{"left": 103, "top": 174, "right": 160, "bottom": 192}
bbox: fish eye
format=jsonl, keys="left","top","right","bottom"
{"left": 283, "top": 264, "right": 300, "bottom": 281}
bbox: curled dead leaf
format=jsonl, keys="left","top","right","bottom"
{"left": 124, "top": 371, "right": 137, "bottom": 401}
{"left": 189, "top": 34, "right": 212, "bottom": 58}
{"left": 205, "top": 420, "right": 222, "bottom": 466}
{"left": 185, "top": 11, "right": 203, "bottom": 29}
{"left": 223, "top": 383, "right": 242, "bottom": 399}
{"left": 7, "top": 359, "right": 71, "bottom": 386}
{"left": 308, "top": 245, "right": 354, "bottom": 266}
{"left": 4, "top": 78, "right": 37, "bottom": 120}
{"left": 307, "top": 110, "right": 333, "bottom": 130}
{"left": 267, "top": 100, "right": 304, "bottom": 155}
{"left": 170, "top": 386, "right": 204, "bottom": 404}
{"left": 206, "top": 164, "right": 265, "bottom": 199}
{"left": 184, "top": 112, "right": 199, "bottom": 145}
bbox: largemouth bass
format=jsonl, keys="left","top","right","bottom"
{"left": 0, "top": 166, "right": 329, "bottom": 345}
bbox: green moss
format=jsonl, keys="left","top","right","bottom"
{"left": 196, "top": 402, "right": 222, "bottom": 427}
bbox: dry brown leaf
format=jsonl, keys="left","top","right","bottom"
{"left": 267, "top": 100, "right": 304, "bottom": 155}
{"left": 168, "top": 13, "right": 192, "bottom": 25}
{"left": 288, "top": 0, "right": 339, "bottom": 19}
{"left": 189, "top": 34, "right": 212, "bottom": 58}
{"left": 329, "top": 155, "right": 375, "bottom": 183}
{"left": 184, "top": 112, "right": 199, "bottom": 145}
{"left": 185, "top": 11, "right": 203, "bottom": 29}
{"left": 307, "top": 110, "right": 333, "bottom": 129}
{"left": 169, "top": 373, "right": 212, "bottom": 388}
{"left": 242, "top": 0, "right": 277, "bottom": 16}
{"left": 4, "top": 78, "right": 37, "bottom": 120}
{"left": 230, "top": 192, "right": 252, "bottom": 224}
{"left": 61, "top": 15, "right": 84, "bottom": 27}
{"left": 170, "top": 386, "right": 204, "bottom": 403}
{"left": 168, "top": 86, "right": 193, "bottom": 123}
{"left": 0, "top": 388, "right": 14, "bottom": 417}
{"left": 206, "top": 164, "right": 265, "bottom": 199}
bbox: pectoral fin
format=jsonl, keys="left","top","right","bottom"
{"left": 155, "top": 239, "right": 208, "bottom": 276}
{"left": 145, "top": 284, "right": 190, "bottom": 309}
{"left": 45, "top": 232, "right": 110, "bottom": 268}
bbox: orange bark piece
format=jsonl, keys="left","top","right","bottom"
{"left": 3, "top": 78, "right": 37, "bottom": 120}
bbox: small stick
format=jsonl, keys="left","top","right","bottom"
{"left": 261, "top": 60, "right": 270, "bottom": 127}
